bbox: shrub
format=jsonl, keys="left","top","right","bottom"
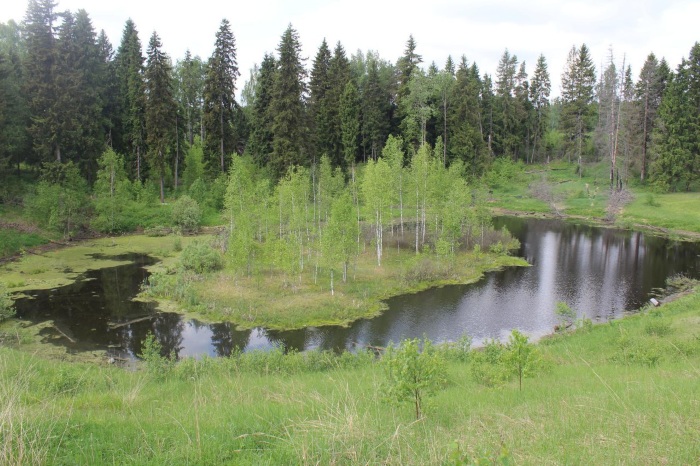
{"left": 383, "top": 338, "right": 447, "bottom": 419}
{"left": 139, "top": 332, "right": 175, "bottom": 377}
{"left": 179, "top": 240, "right": 223, "bottom": 273}
{"left": 0, "top": 283, "right": 15, "bottom": 323}
{"left": 171, "top": 195, "right": 201, "bottom": 233}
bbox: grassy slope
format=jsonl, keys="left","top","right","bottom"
{"left": 489, "top": 160, "right": 700, "bottom": 236}
{"left": 1, "top": 290, "right": 698, "bottom": 464}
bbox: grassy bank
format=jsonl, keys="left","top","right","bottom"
{"left": 1, "top": 287, "right": 698, "bottom": 464}
{"left": 488, "top": 160, "right": 700, "bottom": 238}
{"left": 0, "top": 234, "right": 200, "bottom": 294}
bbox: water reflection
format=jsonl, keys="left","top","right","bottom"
{"left": 11, "top": 218, "right": 700, "bottom": 358}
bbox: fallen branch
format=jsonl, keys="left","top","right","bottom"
{"left": 52, "top": 323, "right": 77, "bottom": 343}
{"left": 108, "top": 314, "right": 157, "bottom": 329}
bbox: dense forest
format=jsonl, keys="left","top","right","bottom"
{"left": 1, "top": 0, "right": 699, "bottom": 219}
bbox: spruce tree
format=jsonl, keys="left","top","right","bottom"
{"left": 309, "top": 39, "right": 332, "bottom": 163}
{"left": 144, "top": 31, "right": 176, "bottom": 203}
{"left": 203, "top": 19, "right": 239, "bottom": 175}
{"left": 248, "top": 53, "right": 276, "bottom": 166}
{"left": 114, "top": 19, "right": 146, "bottom": 181}
{"left": 396, "top": 35, "right": 422, "bottom": 147}
{"left": 635, "top": 53, "right": 668, "bottom": 182}
{"left": 0, "top": 20, "right": 30, "bottom": 172}
{"left": 327, "top": 42, "right": 351, "bottom": 167}
{"left": 494, "top": 49, "right": 518, "bottom": 158}
{"left": 69, "top": 10, "right": 106, "bottom": 182}
{"left": 340, "top": 80, "right": 360, "bottom": 169}
{"left": 22, "top": 0, "right": 59, "bottom": 163}
{"left": 448, "top": 57, "right": 485, "bottom": 175}
{"left": 560, "top": 44, "right": 596, "bottom": 169}
{"left": 651, "top": 43, "right": 700, "bottom": 191}
{"left": 529, "top": 54, "right": 551, "bottom": 163}
{"left": 270, "top": 24, "right": 307, "bottom": 178}
{"left": 362, "top": 56, "right": 391, "bottom": 159}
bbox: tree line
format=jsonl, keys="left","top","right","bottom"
{"left": 1, "top": 0, "right": 699, "bottom": 194}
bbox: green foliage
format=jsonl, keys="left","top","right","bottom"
{"left": 437, "top": 335, "right": 472, "bottom": 362}
{"left": 144, "top": 31, "right": 177, "bottom": 203}
{"left": 181, "top": 142, "right": 205, "bottom": 190}
{"left": 483, "top": 158, "right": 524, "bottom": 191}
{"left": 0, "top": 229, "right": 46, "bottom": 258}
{"left": 171, "top": 195, "right": 201, "bottom": 233}
{"left": 26, "top": 161, "right": 90, "bottom": 238}
{"left": 179, "top": 240, "right": 223, "bottom": 273}
{"left": 470, "top": 340, "right": 511, "bottom": 387}
{"left": 383, "top": 338, "right": 448, "bottom": 419}
{"left": 471, "top": 331, "right": 542, "bottom": 390}
{"left": 0, "top": 283, "right": 15, "bottom": 323}
{"left": 92, "top": 148, "right": 134, "bottom": 233}
{"left": 504, "top": 329, "right": 540, "bottom": 391}
{"left": 139, "top": 332, "right": 175, "bottom": 377}
{"left": 202, "top": 19, "right": 239, "bottom": 175}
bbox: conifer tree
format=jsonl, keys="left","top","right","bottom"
{"left": 22, "top": 0, "right": 59, "bottom": 163}
{"left": 114, "top": 19, "right": 146, "bottom": 181}
{"left": 97, "top": 29, "right": 119, "bottom": 153}
{"left": 529, "top": 54, "right": 551, "bottom": 163}
{"left": 651, "top": 43, "right": 700, "bottom": 191}
{"left": 248, "top": 53, "right": 276, "bottom": 166}
{"left": 340, "top": 80, "right": 360, "bottom": 169}
{"left": 362, "top": 56, "right": 390, "bottom": 159}
{"left": 309, "top": 39, "right": 332, "bottom": 163}
{"left": 144, "top": 31, "right": 176, "bottom": 203}
{"left": 635, "top": 53, "right": 668, "bottom": 182}
{"left": 449, "top": 57, "right": 485, "bottom": 175}
{"left": 0, "top": 20, "right": 30, "bottom": 171}
{"left": 494, "top": 49, "right": 518, "bottom": 157}
{"left": 69, "top": 10, "right": 106, "bottom": 181}
{"left": 270, "top": 24, "right": 307, "bottom": 177}
{"left": 396, "top": 35, "right": 422, "bottom": 147}
{"left": 560, "top": 44, "right": 596, "bottom": 169}
{"left": 203, "top": 19, "right": 240, "bottom": 174}
{"left": 327, "top": 42, "right": 351, "bottom": 167}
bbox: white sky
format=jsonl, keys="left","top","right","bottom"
{"left": 2, "top": 0, "right": 699, "bottom": 97}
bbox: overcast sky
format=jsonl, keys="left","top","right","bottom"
{"left": 2, "top": 0, "right": 699, "bottom": 97}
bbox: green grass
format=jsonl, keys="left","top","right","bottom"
{"left": 488, "top": 161, "right": 700, "bottom": 237}
{"left": 0, "top": 229, "right": 48, "bottom": 258}
{"left": 1, "top": 289, "right": 699, "bottom": 464}
{"left": 622, "top": 191, "right": 700, "bottom": 233}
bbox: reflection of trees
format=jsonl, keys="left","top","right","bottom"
{"left": 210, "top": 322, "right": 251, "bottom": 357}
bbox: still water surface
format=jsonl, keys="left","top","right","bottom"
{"left": 13, "top": 218, "right": 700, "bottom": 358}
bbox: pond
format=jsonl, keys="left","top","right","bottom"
{"left": 11, "top": 218, "right": 700, "bottom": 359}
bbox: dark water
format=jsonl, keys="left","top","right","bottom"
{"left": 11, "top": 218, "right": 700, "bottom": 358}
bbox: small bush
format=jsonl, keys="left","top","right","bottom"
{"left": 0, "top": 283, "right": 15, "bottom": 323}
{"left": 139, "top": 332, "right": 175, "bottom": 377}
{"left": 171, "top": 195, "right": 201, "bottom": 233}
{"left": 470, "top": 340, "right": 510, "bottom": 387}
{"left": 179, "top": 240, "right": 223, "bottom": 273}
{"left": 383, "top": 338, "right": 448, "bottom": 419}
